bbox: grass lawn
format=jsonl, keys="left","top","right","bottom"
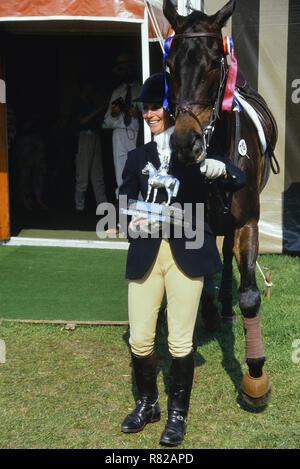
{"left": 0, "top": 245, "right": 128, "bottom": 322}
{"left": 0, "top": 251, "right": 299, "bottom": 449}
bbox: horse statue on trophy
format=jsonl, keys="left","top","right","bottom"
{"left": 142, "top": 158, "right": 180, "bottom": 205}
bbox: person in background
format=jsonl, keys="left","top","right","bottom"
{"left": 104, "top": 53, "right": 142, "bottom": 209}
{"left": 72, "top": 80, "right": 107, "bottom": 213}
{"left": 14, "top": 110, "right": 48, "bottom": 211}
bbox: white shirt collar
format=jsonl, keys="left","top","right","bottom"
{"left": 153, "top": 125, "right": 175, "bottom": 164}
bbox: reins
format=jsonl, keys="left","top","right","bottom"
{"left": 175, "top": 100, "right": 212, "bottom": 132}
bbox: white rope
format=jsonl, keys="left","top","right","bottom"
{"left": 144, "top": 0, "right": 165, "bottom": 54}
{"left": 256, "top": 261, "right": 273, "bottom": 287}
{"left": 148, "top": 1, "right": 165, "bottom": 52}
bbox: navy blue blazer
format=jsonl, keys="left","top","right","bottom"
{"left": 119, "top": 139, "right": 246, "bottom": 280}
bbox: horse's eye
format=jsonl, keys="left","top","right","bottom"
{"left": 210, "top": 59, "right": 220, "bottom": 70}
{"left": 187, "top": 50, "right": 196, "bottom": 63}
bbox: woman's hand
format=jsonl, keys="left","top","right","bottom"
{"left": 129, "top": 214, "right": 160, "bottom": 236}
{"left": 200, "top": 159, "right": 226, "bottom": 179}
{"left": 129, "top": 105, "right": 140, "bottom": 118}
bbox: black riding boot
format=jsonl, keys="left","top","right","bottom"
{"left": 160, "top": 352, "right": 194, "bottom": 446}
{"left": 121, "top": 353, "right": 161, "bottom": 433}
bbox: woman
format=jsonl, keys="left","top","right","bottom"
{"left": 119, "top": 73, "right": 246, "bottom": 446}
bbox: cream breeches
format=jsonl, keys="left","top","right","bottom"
{"left": 128, "top": 239, "right": 204, "bottom": 358}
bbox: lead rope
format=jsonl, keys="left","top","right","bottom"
{"left": 256, "top": 261, "right": 273, "bottom": 287}
{"left": 256, "top": 260, "right": 273, "bottom": 300}
{"left": 143, "top": 0, "right": 165, "bottom": 54}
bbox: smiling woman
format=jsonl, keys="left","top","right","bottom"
{"left": 142, "top": 103, "right": 174, "bottom": 134}
{"left": 118, "top": 72, "right": 246, "bottom": 446}
{"left": 133, "top": 72, "right": 175, "bottom": 135}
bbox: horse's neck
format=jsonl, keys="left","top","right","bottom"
{"left": 147, "top": 162, "right": 156, "bottom": 174}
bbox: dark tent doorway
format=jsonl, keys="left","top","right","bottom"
{"left": 5, "top": 32, "right": 144, "bottom": 239}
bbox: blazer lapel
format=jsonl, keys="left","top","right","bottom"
{"left": 144, "top": 140, "right": 161, "bottom": 169}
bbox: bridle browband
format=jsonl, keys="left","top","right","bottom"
{"left": 172, "top": 32, "right": 222, "bottom": 41}
{"left": 170, "top": 31, "right": 227, "bottom": 159}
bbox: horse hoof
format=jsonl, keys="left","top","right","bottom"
{"left": 241, "top": 370, "right": 272, "bottom": 408}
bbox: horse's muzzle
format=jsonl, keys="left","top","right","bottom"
{"left": 170, "top": 131, "right": 205, "bottom": 165}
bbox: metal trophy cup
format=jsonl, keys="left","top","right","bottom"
{"left": 121, "top": 158, "right": 189, "bottom": 231}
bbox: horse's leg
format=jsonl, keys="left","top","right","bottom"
{"left": 166, "top": 187, "right": 171, "bottom": 205}
{"left": 201, "top": 232, "right": 234, "bottom": 331}
{"left": 200, "top": 275, "right": 221, "bottom": 333}
{"left": 218, "top": 232, "right": 236, "bottom": 322}
{"left": 173, "top": 179, "right": 180, "bottom": 198}
{"left": 233, "top": 221, "right": 272, "bottom": 407}
{"left": 145, "top": 184, "right": 152, "bottom": 202}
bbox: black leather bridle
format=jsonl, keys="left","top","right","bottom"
{"left": 170, "top": 32, "right": 228, "bottom": 158}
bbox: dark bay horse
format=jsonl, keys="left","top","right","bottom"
{"left": 163, "top": 0, "right": 279, "bottom": 407}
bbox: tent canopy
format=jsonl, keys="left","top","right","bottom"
{"left": 0, "top": 0, "right": 170, "bottom": 38}
{"left": 0, "top": 0, "right": 145, "bottom": 20}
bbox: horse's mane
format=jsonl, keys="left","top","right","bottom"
{"left": 178, "top": 11, "right": 207, "bottom": 31}
{"left": 186, "top": 11, "right": 207, "bottom": 23}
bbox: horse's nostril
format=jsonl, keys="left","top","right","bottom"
{"left": 192, "top": 136, "right": 203, "bottom": 157}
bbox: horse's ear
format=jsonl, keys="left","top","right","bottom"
{"left": 163, "top": 0, "right": 185, "bottom": 31}
{"left": 214, "top": 0, "right": 236, "bottom": 28}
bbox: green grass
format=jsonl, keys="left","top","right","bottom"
{"left": 0, "top": 245, "right": 128, "bottom": 322}
{"left": 0, "top": 252, "right": 299, "bottom": 448}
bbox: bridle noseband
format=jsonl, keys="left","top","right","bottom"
{"left": 170, "top": 32, "right": 228, "bottom": 159}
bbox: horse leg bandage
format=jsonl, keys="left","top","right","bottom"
{"left": 243, "top": 315, "right": 265, "bottom": 359}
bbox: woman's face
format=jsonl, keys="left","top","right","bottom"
{"left": 142, "top": 103, "right": 173, "bottom": 134}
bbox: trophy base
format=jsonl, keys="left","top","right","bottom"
{"left": 120, "top": 199, "right": 188, "bottom": 228}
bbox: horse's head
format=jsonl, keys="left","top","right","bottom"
{"left": 142, "top": 161, "right": 156, "bottom": 175}
{"left": 163, "top": 0, "right": 236, "bottom": 165}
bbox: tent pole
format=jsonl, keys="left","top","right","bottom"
{"left": 187, "top": 1, "right": 203, "bottom": 13}
{"left": 141, "top": 7, "right": 151, "bottom": 143}
{"left": 177, "top": 0, "right": 186, "bottom": 15}
{"left": 0, "top": 51, "right": 9, "bottom": 242}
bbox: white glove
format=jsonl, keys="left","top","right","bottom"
{"left": 200, "top": 159, "right": 226, "bottom": 180}
{"left": 128, "top": 214, "right": 160, "bottom": 236}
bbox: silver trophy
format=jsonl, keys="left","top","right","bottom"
{"left": 121, "top": 158, "right": 188, "bottom": 228}
{"left": 142, "top": 158, "right": 179, "bottom": 205}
